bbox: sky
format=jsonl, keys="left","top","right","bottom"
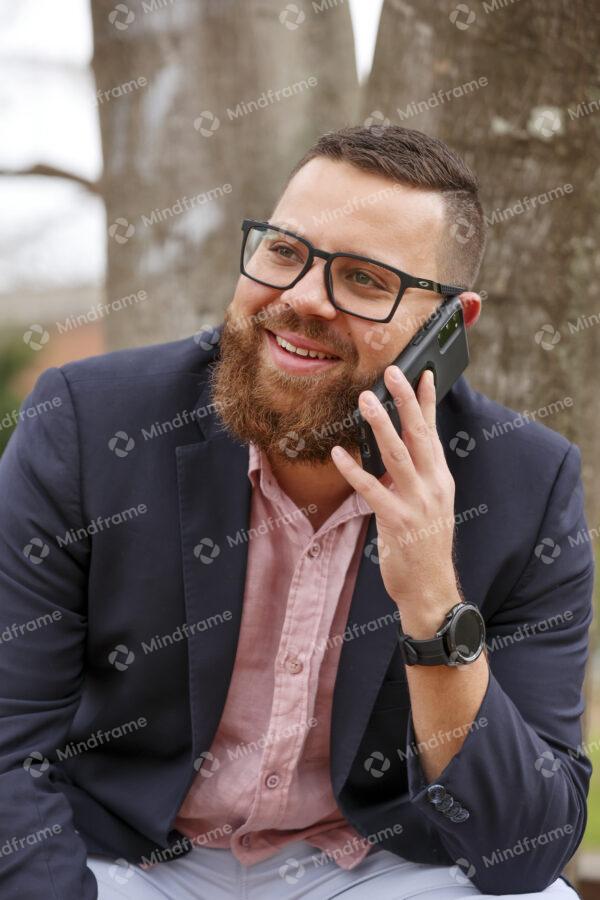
{"left": 349, "top": 0, "right": 385, "bottom": 82}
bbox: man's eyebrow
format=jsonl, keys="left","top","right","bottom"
{"left": 269, "top": 222, "right": 394, "bottom": 263}
{"left": 327, "top": 239, "right": 400, "bottom": 268}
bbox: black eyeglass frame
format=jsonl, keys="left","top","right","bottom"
{"left": 240, "top": 218, "right": 466, "bottom": 324}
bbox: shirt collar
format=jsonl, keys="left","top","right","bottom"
{"left": 247, "top": 441, "right": 372, "bottom": 519}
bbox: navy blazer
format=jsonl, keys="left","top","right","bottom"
{"left": 0, "top": 326, "right": 594, "bottom": 898}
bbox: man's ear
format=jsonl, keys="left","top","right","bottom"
{"left": 458, "top": 291, "right": 482, "bottom": 328}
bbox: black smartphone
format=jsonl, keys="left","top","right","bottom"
{"left": 356, "top": 295, "right": 469, "bottom": 478}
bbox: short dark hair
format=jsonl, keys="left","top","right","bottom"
{"left": 286, "top": 125, "right": 486, "bottom": 290}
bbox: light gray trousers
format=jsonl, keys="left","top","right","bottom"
{"left": 87, "top": 840, "right": 579, "bottom": 899}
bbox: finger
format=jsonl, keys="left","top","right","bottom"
{"left": 358, "top": 391, "right": 419, "bottom": 490}
{"left": 417, "top": 369, "right": 447, "bottom": 468}
{"left": 330, "top": 444, "right": 400, "bottom": 518}
{"left": 417, "top": 369, "right": 437, "bottom": 431}
{"left": 382, "top": 366, "right": 435, "bottom": 475}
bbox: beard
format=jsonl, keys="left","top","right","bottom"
{"left": 208, "top": 305, "right": 384, "bottom": 465}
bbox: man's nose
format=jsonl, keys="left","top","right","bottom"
{"left": 279, "top": 260, "right": 337, "bottom": 319}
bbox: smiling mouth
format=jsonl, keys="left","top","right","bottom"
{"left": 267, "top": 329, "right": 340, "bottom": 360}
{"left": 266, "top": 328, "right": 340, "bottom": 359}
{"left": 263, "top": 329, "right": 342, "bottom": 373}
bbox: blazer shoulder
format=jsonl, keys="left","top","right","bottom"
{"left": 451, "top": 375, "right": 573, "bottom": 468}
{"left": 58, "top": 327, "right": 223, "bottom": 386}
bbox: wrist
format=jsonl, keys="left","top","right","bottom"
{"left": 397, "top": 591, "right": 462, "bottom": 640}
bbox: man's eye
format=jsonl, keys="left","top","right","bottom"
{"left": 269, "top": 242, "right": 302, "bottom": 262}
{"left": 354, "top": 270, "right": 375, "bottom": 285}
{"left": 349, "top": 269, "right": 382, "bottom": 288}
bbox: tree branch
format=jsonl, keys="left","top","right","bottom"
{"left": 0, "top": 164, "right": 100, "bottom": 194}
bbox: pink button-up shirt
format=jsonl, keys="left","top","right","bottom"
{"left": 173, "top": 440, "right": 375, "bottom": 870}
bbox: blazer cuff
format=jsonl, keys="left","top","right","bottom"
{"left": 402, "top": 669, "right": 584, "bottom": 893}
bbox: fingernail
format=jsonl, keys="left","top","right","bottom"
{"left": 362, "top": 392, "right": 379, "bottom": 412}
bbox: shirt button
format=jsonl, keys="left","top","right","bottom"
{"left": 308, "top": 543, "right": 321, "bottom": 557}
{"left": 241, "top": 834, "right": 252, "bottom": 847}
{"left": 265, "top": 773, "right": 280, "bottom": 789}
{"left": 285, "top": 656, "right": 303, "bottom": 675}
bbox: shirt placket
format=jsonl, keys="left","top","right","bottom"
{"left": 236, "top": 452, "right": 369, "bottom": 855}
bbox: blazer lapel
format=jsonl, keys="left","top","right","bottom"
{"left": 175, "top": 375, "right": 251, "bottom": 761}
{"left": 330, "top": 509, "right": 402, "bottom": 795}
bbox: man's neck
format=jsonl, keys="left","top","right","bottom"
{"left": 266, "top": 449, "right": 360, "bottom": 532}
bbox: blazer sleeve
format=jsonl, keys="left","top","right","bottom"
{"left": 403, "top": 441, "right": 595, "bottom": 895}
{"left": 0, "top": 368, "right": 98, "bottom": 899}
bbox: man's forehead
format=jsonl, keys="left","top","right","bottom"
{"left": 271, "top": 158, "right": 445, "bottom": 264}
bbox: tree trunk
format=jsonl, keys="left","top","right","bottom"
{"left": 365, "top": 0, "right": 600, "bottom": 525}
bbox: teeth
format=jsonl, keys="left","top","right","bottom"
{"left": 274, "top": 334, "right": 336, "bottom": 360}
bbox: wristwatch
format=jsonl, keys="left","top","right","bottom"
{"left": 398, "top": 602, "right": 486, "bottom": 666}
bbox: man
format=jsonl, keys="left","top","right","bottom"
{"left": 0, "top": 126, "right": 593, "bottom": 899}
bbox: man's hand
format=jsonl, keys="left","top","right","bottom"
{"left": 331, "top": 363, "right": 489, "bottom": 782}
{"left": 331, "top": 364, "right": 461, "bottom": 638}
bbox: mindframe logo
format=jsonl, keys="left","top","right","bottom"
{"left": 482, "top": 823, "right": 573, "bottom": 868}
{"left": 226, "top": 78, "right": 318, "bottom": 120}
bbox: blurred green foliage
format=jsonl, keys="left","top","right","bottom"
{"left": 582, "top": 546, "right": 600, "bottom": 848}
{"left": 0, "top": 334, "right": 32, "bottom": 455}
{"left": 584, "top": 727, "right": 600, "bottom": 847}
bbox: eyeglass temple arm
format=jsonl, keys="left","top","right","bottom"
{"left": 404, "top": 274, "right": 465, "bottom": 295}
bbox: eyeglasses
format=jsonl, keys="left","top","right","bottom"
{"left": 240, "top": 219, "right": 465, "bottom": 323}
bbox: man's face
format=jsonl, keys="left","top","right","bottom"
{"left": 210, "top": 158, "right": 451, "bottom": 465}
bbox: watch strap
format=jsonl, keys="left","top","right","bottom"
{"left": 398, "top": 631, "right": 449, "bottom": 666}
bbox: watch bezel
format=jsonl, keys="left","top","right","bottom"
{"left": 444, "top": 603, "right": 486, "bottom": 664}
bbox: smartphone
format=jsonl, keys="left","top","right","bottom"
{"left": 356, "top": 295, "right": 469, "bottom": 478}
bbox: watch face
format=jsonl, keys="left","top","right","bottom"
{"left": 448, "top": 606, "right": 484, "bottom": 662}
